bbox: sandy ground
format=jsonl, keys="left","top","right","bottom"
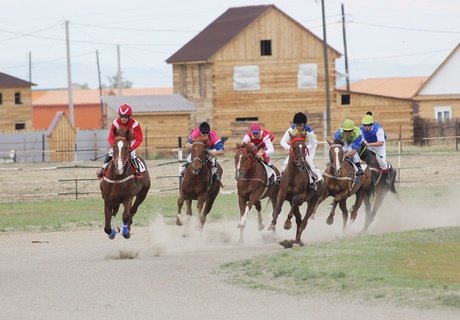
{"left": 1, "top": 151, "right": 460, "bottom": 319}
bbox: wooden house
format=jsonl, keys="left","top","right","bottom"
{"left": 101, "top": 94, "right": 196, "bottom": 157}
{"left": 166, "top": 5, "right": 340, "bottom": 146}
{"left": 0, "top": 72, "right": 35, "bottom": 131}
{"left": 413, "top": 43, "right": 460, "bottom": 121}
{"left": 335, "top": 77, "right": 427, "bottom": 141}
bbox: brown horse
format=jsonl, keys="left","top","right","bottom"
{"left": 176, "top": 138, "right": 223, "bottom": 235}
{"left": 314, "top": 139, "right": 373, "bottom": 231}
{"left": 234, "top": 142, "right": 280, "bottom": 243}
{"left": 99, "top": 130, "right": 151, "bottom": 239}
{"left": 270, "top": 135, "right": 323, "bottom": 248}
{"left": 359, "top": 143, "right": 398, "bottom": 232}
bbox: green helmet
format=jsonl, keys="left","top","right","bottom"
{"left": 342, "top": 119, "right": 355, "bottom": 131}
{"left": 362, "top": 114, "right": 374, "bottom": 125}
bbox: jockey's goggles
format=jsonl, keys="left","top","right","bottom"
{"left": 200, "top": 131, "right": 210, "bottom": 135}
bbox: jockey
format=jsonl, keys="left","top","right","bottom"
{"left": 96, "top": 104, "right": 145, "bottom": 179}
{"left": 182, "top": 121, "right": 224, "bottom": 181}
{"left": 241, "top": 122, "right": 276, "bottom": 184}
{"left": 334, "top": 118, "right": 364, "bottom": 176}
{"left": 280, "top": 112, "right": 319, "bottom": 190}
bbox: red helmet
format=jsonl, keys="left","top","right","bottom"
{"left": 250, "top": 123, "right": 261, "bottom": 134}
{"left": 118, "top": 104, "right": 132, "bottom": 117}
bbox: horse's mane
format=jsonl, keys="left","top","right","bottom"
{"left": 332, "top": 138, "right": 344, "bottom": 146}
{"left": 115, "top": 127, "right": 134, "bottom": 141}
{"left": 193, "top": 136, "right": 209, "bottom": 144}
{"left": 289, "top": 131, "right": 307, "bottom": 140}
{"left": 235, "top": 142, "right": 257, "bottom": 156}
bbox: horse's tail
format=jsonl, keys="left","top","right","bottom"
{"left": 390, "top": 168, "right": 400, "bottom": 200}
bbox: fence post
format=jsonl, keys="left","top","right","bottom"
{"left": 178, "top": 136, "right": 183, "bottom": 192}
{"left": 42, "top": 134, "right": 45, "bottom": 163}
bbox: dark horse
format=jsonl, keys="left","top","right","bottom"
{"left": 100, "top": 128, "right": 151, "bottom": 239}
{"left": 234, "top": 142, "right": 280, "bottom": 243}
{"left": 270, "top": 134, "right": 323, "bottom": 248}
{"left": 176, "top": 138, "right": 223, "bottom": 235}
{"left": 359, "top": 143, "right": 398, "bottom": 232}
{"left": 313, "top": 139, "right": 373, "bottom": 231}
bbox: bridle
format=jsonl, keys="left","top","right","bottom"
{"left": 289, "top": 137, "right": 308, "bottom": 171}
{"left": 112, "top": 137, "right": 130, "bottom": 176}
{"left": 191, "top": 141, "right": 209, "bottom": 175}
{"left": 235, "top": 147, "right": 256, "bottom": 180}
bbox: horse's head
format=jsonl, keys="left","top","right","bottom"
{"left": 329, "top": 139, "right": 345, "bottom": 176}
{"left": 234, "top": 142, "right": 257, "bottom": 180}
{"left": 289, "top": 137, "right": 308, "bottom": 171}
{"left": 359, "top": 142, "right": 377, "bottom": 167}
{"left": 112, "top": 137, "right": 130, "bottom": 175}
{"left": 190, "top": 141, "right": 208, "bottom": 175}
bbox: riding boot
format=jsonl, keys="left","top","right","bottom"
{"left": 355, "top": 162, "right": 364, "bottom": 176}
{"left": 384, "top": 172, "right": 391, "bottom": 186}
{"left": 212, "top": 166, "right": 220, "bottom": 182}
{"left": 96, "top": 155, "right": 112, "bottom": 179}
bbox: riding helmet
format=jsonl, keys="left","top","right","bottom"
{"left": 293, "top": 112, "right": 307, "bottom": 124}
{"left": 250, "top": 123, "right": 261, "bottom": 134}
{"left": 342, "top": 119, "right": 355, "bottom": 131}
{"left": 118, "top": 104, "right": 133, "bottom": 117}
{"left": 199, "top": 122, "right": 211, "bottom": 134}
{"left": 362, "top": 114, "right": 374, "bottom": 125}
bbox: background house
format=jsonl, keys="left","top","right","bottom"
{"left": 166, "top": 5, "right": 340, "bottom": 145}
{"left": 0, "top": 72, "right": 35, "bottom": 131}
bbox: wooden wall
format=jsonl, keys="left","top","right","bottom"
{"left": 47, "top": 114, "right": 76, "bottom": 162}
{"left": 0, "top": 88, "right": 33, "bottom": 131}
{"left": 415, "top": 96, "right": 460, "bottom": 119}
{"left": 334, "top": 91, "right": 414, "bottom": 141}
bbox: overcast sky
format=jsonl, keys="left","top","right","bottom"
{"left": 1, "top": 0, "right": 459, "bottom": 90}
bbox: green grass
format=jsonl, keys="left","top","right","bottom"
{"left": 220, "top": 227, "right": 460, "bottom": 310}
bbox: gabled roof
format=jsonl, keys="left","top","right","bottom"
{"left": 337, "top": 77, "right": 428, "bottom": 100}
{"left": 415, "top": 43, "right": 460, "bottom": 96}
{"left": 0, "top": 72, "right": 35, "bottom": 88}
{"left": 101, "top": 94, "right": 196, "bottom": 113}
{"left": 32, "top": 87, "right": 173, "bottom": 105}
{"left": 166, "top": 4, "right": 339, "bottom": 63}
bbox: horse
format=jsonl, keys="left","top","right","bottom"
{"left": 359, "top": 143, "right": 398, "bottom": 232}
{"left": 313, "top": 139, "right": 373, "bottom": 231}
{"left": 234, "top": 142, "right": 280, "bottom": 243}
{"left": 99, "top": 129, "right": 151, "bottom": 240}
{"left": 176, "top": 137, "right": 223, "bottom": 235}
{"left": 270, "top": 134, "right": 323, "bottom": 248}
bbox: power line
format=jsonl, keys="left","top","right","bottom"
{"left": 352, "top": 21, "right": 460, "bottom": 34}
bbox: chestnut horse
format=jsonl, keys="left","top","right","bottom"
{"left": 313, "top": 139, "right": 373, "bottom": 231}
{"left": 359, "top": 143, "right": 398, "bottom": 232}
{"left": 270, "top": 135, "right": 323, "bottom": 248}
{"left": 234, "top": 142, "right": 280, "bottom": 243}
{"left": 99, "top": 129, "right": 151, "bottom": 239}
{"left": 176, "top": 138, "right": 223, "bottom": 235}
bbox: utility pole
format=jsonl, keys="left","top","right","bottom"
{"left": 342, "top": 3, "right": 350, "bottom": 91}
{"left": 321, "top": 0, "right": 331, "bottom": 138}
{"left": 65, "top": 21, "right": 75, "bottom": 127}
{"left": 116, "top": 44, "right": 122, "bottom": 96}
{"left": 28, "top": 52, "right": 32, "bottom": 83}
{"left": 96, "top": 50, "right": 104, "bottom": 129}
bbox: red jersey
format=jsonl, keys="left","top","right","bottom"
{"left": 108, "top": 117, "right": 143, "bottom": 151}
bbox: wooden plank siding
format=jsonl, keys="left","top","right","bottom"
{"left": 334, "top": 92, "right": 414, "bottom": 141}
{"left": 47, "top": 114, "right": 76, "bottom": 162}
{"left": 415, "top": 97, "right": 460, "bottom": 119}
{"left": 0, "top": 88, "right": 33, "bottom": 131}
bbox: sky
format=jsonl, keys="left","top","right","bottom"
{"left": 1, "top": 0, "right": 459, "bottom": 90}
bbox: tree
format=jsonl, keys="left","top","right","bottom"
{"left": 103, "top": 72, "right": 132, "bottom": 89}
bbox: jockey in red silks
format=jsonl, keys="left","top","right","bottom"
{"left": 96, "top": 104, "right": 145, "bottom": 179}
{"left": 241, "top": 122, "right": 276, "bottom": 184}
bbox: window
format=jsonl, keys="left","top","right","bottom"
{"left": 298, "top": 64, "right": 318, "bottom": 89}
{"left": 0, "top": 93, "right": 3, "bottom": 105}
{"left": 341, "top": 94, "right": 351, "bottom": 105}
{"left": 233, "top": 65, "right": 260, "bottom": 91}
{"left": 434, "top": 106, "right": 451, "bottom": 122}
{"left": 15, "top": 123, "right": 26, "bottom": 130}
{"left": 198, "top": 64, "right": 206, "bottom": 98}
{"left": 15, "top": 92, "right": 22, "bottom": 104}
{"left": 236, "top": 117, "right": 258, "bottom": 122}
{"left": 260, "top": 40, "right": 272, "bottom": 56}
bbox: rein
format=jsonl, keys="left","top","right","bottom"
{"left": 102, "top": 175, "right": 135, "bottom": 184}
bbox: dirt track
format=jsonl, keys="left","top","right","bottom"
{"left": 1, "top": 151, "right": 460, "bottom": 319}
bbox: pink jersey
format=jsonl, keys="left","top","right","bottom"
{"left": 188, "top": 128, "right": 223, "bottom": 150}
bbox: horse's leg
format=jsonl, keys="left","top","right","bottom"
{"left": 176, "top": 194, "right": 185, "bottom": 226}
{"left": 121, "top": 198, "right": 133, "bottom": 239}
{"left": 254, "top": 200, "right": 264, "bottom": 231}
{"left": 350, "top": 189, "right": 366, "bottom": 223}
{"left": 338, "top": 199, "right": 349, "bottom": 231}
{"left": 269, "top": 191, "right": 287, "bottom": 231}
{"left": 130, "top": 186, "right": 149, "bottom": 217}
{"left": 284, "top": 199, "right": 296, "bottom": 230}
{"left": 237, "top": 195, "right": 250, "bottom": 230}
{"left": 103, "top": 201, "right": 118, "bottom": 239}
{"left": 363, "top": 186, "right": 387, "bottom": 232}
{"left": 182, "top": 199, "right": 193, "bottom": 237}
{"left": 196, "top": 196, "right": 206, "bottom": 228}
{"left": 361, "top": 192, "right": 373, "bottom": 233}
{"left": 326, "top": 199, "right": 339, "bottom": 225}
{"left": 293, "top": 195, "right": 318, "bottom": 247}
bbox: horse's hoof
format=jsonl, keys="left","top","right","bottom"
{"left": 268, "top": 224, "right": 276, "bottom": 232}
{"left": 258, "top": 223, "right": 265, "bottom": 231}
{"left": 293, "top": 241, "right": 304, "bottom": 247}
{"left": 284, "top": 221, "right": 292, "bottom": 230}
{"left": 310, "top": 214, "right": 316, "bottom": 220}
{"left": 108, "top": 228, "right": 117, "bottom": 240}
{"left": 175, "top": 218, "right": 183, "bottom": 226}
{"left": 326, "top": 216, "right": 334, "bottom": 225}
{"left": 123, "top": 233, "right": 131, "bottom": 239}
{"left": 237, "top": 223, "right": 245, "bottom": 229}
{"left": 122, "top": 225, "right": 130, "bottom": 238}
{"left": 279, "top": 239, "right": 294, "bottom": 249}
